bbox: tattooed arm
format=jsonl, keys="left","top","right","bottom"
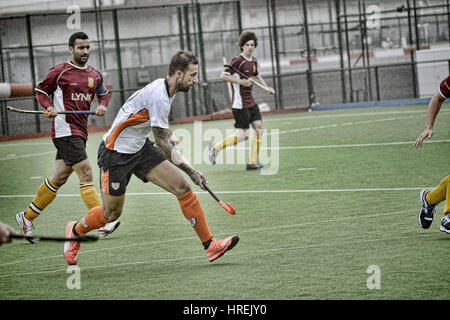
{"left": 152, "top": 126, "right": 207, "bottom": 189}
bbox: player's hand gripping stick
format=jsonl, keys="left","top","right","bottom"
{"left": 223, "top": 64, "right": 272, "bottom": 94}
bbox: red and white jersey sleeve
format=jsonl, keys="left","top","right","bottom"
{"left": 103, "top": 78, "right": 175, "bottom": 154}
{"left": 35, "top": 61, "right": 109, "bottom": 139}
{"left": 438, "top": 75, "right": 450, "bottom": 99}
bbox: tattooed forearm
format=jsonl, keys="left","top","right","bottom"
{"left": 152, "top": 127, "right": 194, "bottom": 175}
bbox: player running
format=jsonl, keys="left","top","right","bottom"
{"left": 208, "top": 31, "right": 275, "bottom": 170}
{"left": 63, "top": 50, "right": 239, "bottom": 265}
{"left": 414, "top": 75, "right": 450, "bottom": 233}
{"left": 16, "top": 32, "right": 119, "bottom": 243}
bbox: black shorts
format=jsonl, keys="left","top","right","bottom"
{"left": 232, "top": 105, "right": 262, "bottom": 129}
{"left": 53, "top": 136, "right": 88, "bottom": 167}
{"left": 97, "top": 139, "right": 166, "bottom": 196}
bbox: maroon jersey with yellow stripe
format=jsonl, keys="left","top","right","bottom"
{"left": 224, "top": 54, "right": 259, "bottom": 109}
{"left": 439, "top": 75, "right": 450, "bottom": 99}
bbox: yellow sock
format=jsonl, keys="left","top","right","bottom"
{"left": 249, "top": 135, "right": 262, "bottom": 164}
{"left": 24, "top": 178, "right": 59, "bottom": 222}
{"left": 426, "top": 175, "right": 449, "bottom": 205}
{"left": 80, "top": 181, "right": 101, "bottom": 210}
{"left": 438, "top": 175, "right": 449, "bottom": 215}
{"left": 214, "top": 134, "right": 237, "bottom": 151}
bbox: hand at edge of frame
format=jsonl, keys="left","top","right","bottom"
{"left": 0, "top": 222, "right": 19, "bottom": 246}
{"left": 413, "top": 129, "right": 433, "bottom": 149}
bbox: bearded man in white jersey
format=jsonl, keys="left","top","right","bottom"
{"left": 63, "top": 51, "right": 239, "bottom": 265}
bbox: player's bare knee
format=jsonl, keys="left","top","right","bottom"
{"left": 103, "top": 208, "right": 121, "bottom": 222}
{"left": 174, "top": 179, "right": 191, "bottom": 196}
{"left": 78, "top": 168, "right": 93, "bottom": 182}
{"left": 51, "top": 173, "right": 69, "bottom": 186}
{"left": 255, "top": 128, "right": 264, "bottom": 136}
{"left": 236, "top": 129, "right": 250, "bottom": 142}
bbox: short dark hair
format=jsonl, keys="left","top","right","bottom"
{"left": 168, "top": 51, "right": 198, "bottom": 76}
{"left": 238, "top": 31, "right": 258, "bottom": 51}
{"left": 69, "top": 32, "right": 89, "bottom": 47}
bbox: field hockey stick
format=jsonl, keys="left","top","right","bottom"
{"left": 223, "top": 64, "right": 272, "bottom": 93}
{"left": 10, "top": 233, "right": 99, "bottom": 242}
{"left": 7, "top": 106, "right": 96, "bottom": 115}
{"left": 202, "top": 181, "right": 236, "bottom": 215}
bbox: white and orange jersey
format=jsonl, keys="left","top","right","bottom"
{"left": 103, "top": 78, "right": 175, "bottom": 154}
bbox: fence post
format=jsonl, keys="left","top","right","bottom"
{"left": 177, "top": 6, "right": 190, "bottom": 118}
{"left": 112, "top": 9, "right": 125, "bottom": 107}
{"left": 270, "top": 0, "right": 283, "bottom": 109}
{"left": 302, "top": 0, "right": 314, "bottom": 107}
{"left": 406, "top": 0, "right": 418, "bottom": 98}
{"left": 343, "top": 0, "right": 354, "bottom": 102}
{"left": 358, "top": 0, "right": 369, "bottom": 101}
{"left": 26, "top": 15, "right": 40, "bottom": 133}
{"left": 335, "top": 0, "right": 347, "bottom": 103}
{"left": 266, "top": 0, "right": 279, "bottom": 110}
{"left": 183, "top": 4, "right": 196, "bottom": 117}
{"left": 413, "top": 0, "right": 420, "bottom": 50}
{"left": 447, "top": 0, "right": 450, "bottom": 47}
{"left": 0, "top": 33, "right": 8, "bottom": 136}
{"left": 362, "top": 0, "right": 373, "bottom": 101}
{"left": 375, "top": 66, "right": 380, "bottom": 101}
{"left": 236, "top": 0, "right": 243, "bottom": 35}
{"left": 195, "top": 1, "right": 210, "bottom": 115}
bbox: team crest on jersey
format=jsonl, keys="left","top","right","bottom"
{"left": 188, "top": 218, "right": 197, "bottom": 227}
{"left": 111, "top": 182, "right": 120, "bottom": 191}
{"left": 88, "top": 77, "right": 94, "bottom": 88}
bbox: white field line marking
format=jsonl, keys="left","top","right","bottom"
{"left": 0, "top": 142, "right": 52, "bottom": 147}
{"left": 265, "top": 114, "right": 427, "bottom": 136}
{"left": 0, "top": 208, "right": 420, "bottom": 269}
{"left": 0, "top": 113, "right": 447, "bottom": 161}
{"left": 0, "top": 151, "right": 54, "bottom": 161}
{"left": 263, "top": 109, "right": 450, "bottom": 122}
{"left": 231, "top": 139, "right": 450, "bottom": 150}
{"left": 298, "top": 168, "right": 316, "bottom": 171}
{"left": 0, "top": 187, "right": 428, "bottom": 199}
{"left": 0, "top": 227, "right": 441, "bottom": 278}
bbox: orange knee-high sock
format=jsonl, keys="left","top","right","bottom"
{"left": 74, "top": 206, "right": 108, "bottom": 235}
{"left": 177, "top": 189, "right": 213, "bottom": 244}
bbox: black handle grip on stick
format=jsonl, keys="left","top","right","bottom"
{"left": 10, "top": 234, "right": 99, "bottom": 242}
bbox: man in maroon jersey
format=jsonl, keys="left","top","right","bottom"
{"left": 15, "top": 32, "right": 119, "bottom": 242}
{"left": 414, "top": 75, "right": 450, "bottom": 234}
{"left": 208, "top": 31, "right": 275, "bottom": 170}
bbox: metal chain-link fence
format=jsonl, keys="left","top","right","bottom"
{"left": 1, "top": 0, "right": 450, "bottom": 136}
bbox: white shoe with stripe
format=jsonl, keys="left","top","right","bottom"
{"left": 15, "top": 211, "right": 35, "bottom": 244}
{"left": 98, "top": 220, "right": 121, "bottom": 238}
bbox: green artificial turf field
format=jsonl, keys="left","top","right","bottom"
{"left": 0, "top": 104, "right": 449, "bottom": 300}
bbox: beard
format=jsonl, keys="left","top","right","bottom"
{"left": 177, "top": 82, "right": 192, "bottom": 93}
{"left": 74, "top": 54, "right": 89, "bottom": 65}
